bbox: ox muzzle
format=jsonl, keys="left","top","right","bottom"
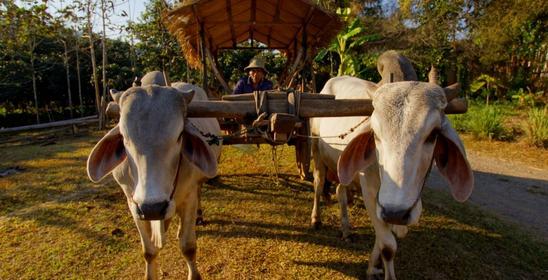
{"left": 136, "top": 201, "right": 170, "bottom": 220}
{"left": 379, "top": 204, "right": 413, "bottom": 225}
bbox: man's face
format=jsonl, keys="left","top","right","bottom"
{"left": 249, "top": 68, "right": 265, "bottom": 84}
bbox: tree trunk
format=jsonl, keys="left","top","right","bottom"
{"left": 76, "top": 39, "right": 83, "bottom": 117}
{"left": 63, "top": 40, "right": 74, "bottom": 119}
{"left": 100, "top": 0, "right": 108, "bottom": 129}
{"left": 87, "top": 1, "right": 101, "bottom": 120}
{"left": 31, "top": 55, "right": 40, "bottom": 124}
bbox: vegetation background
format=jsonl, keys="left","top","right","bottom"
{"left": 0, "top": 1, "right": 547, "bottom": 279}
{"left": 1, "top": 1, "right": 546, "bottom": 143}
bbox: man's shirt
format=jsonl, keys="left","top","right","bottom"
{"left": 232, "top": 77, "right": 273, "bottom": 94}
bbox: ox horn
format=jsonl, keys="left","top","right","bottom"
{"left": 163, "top": 70, "right": 171, "bottom": 87}
{"left": 132, "top": 76, "right": 140, "bottom": 87}
{"left": 443, "top": 83, "right": 460, "bottom": 102}
{"left": 110, "top": 89, "right": 124, "bottom": 104}
{"left": 428, "top": 65, "right": 439, "bottom": 85}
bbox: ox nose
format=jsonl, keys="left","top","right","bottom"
{"left": 136, "top": 201, "right": 169, "bottom": 220}
{"left": 380, "top": 205, "right": 412, "bottom": 225}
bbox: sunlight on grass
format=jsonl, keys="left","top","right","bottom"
{"left": 0, "top": 130, "right": 546, "bottom": 279}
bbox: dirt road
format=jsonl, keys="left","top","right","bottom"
{"left": 427, "top": 151, "right": 548, "bottom": 241}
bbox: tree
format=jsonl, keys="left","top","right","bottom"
{"left": 128, "top": 0, "right": 189, "bottom": 81}
{"left": 1, "top": 1, "right": 54, "bottom": 124}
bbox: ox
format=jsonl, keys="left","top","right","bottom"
{"left": 87, "top": 81, "right": 221, "bottom": 280}
{"left": 311, "top": 50, "right": 419, "bottom": 240}
{"left": 311, "top": 77, "right": 473, "bottom": 279}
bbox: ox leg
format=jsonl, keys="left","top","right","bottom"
{"left": 336, "top": 184, "right": 352, "bottom": 241}
{"left": 196, "top": 184, "right": 205, "bottom": 226}
{"left": 130, "top": 215, "right": 160, "bottom": 280}
{"left": 311, "top": 143, "right": 326, "bottom": 229}
{"left": 359, "top": 171, "right": 398, "bottom": 280}
{"left": 178, "top": 190, "right": 202, "bottom": 280}
{"left": 310, "top": 160, "right": 326, "bottom": 229}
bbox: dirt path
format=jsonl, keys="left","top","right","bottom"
{"left": 427, "top": 151, "right": 548, "bottom": 241}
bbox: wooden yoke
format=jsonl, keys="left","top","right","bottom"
{"left": 186, "top": 91, "right": 468, "bottom": 118}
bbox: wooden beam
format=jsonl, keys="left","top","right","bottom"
{"left": 286, "top": 6, "right": 314, "bottom": 50}
{"left": 226, "top": 0, "right": 237, "bottom": 47}
{"left": 267, "top": 0, "right": 281, "bottom": 46}
{"left": 250, "top": 0, "right": 256, "bottom": 47}
{"left": 205, "top": 47, "right": 231, "bottom": 93}
{"left": 221, "top": 92, "right": 335, "bottom": 101}
{"left": 206, "top": 21, "right": 301, "bottom": 26}
{"left": 218, "top": 46, "right": 286, "bottom": 50}
{"left": 186, "top": 98, "right": 468, "bottom": 118}
{"left": 0, "top": 116, "right": 98, "bottom": 134}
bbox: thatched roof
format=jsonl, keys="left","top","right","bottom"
{"left": 164, "top": 0, "right": 343, "bottom": 69}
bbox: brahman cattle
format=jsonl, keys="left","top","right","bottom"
{"left": 311, "top": 77, "right": 473, "bottom": 279}
{"left": 87, "top": 79, "right": 221, "bottom": 280}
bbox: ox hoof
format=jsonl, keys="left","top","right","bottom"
{"left": 366, "top": 273, "right": 384, "bottom": 280}
{"left": 340, "top": 233, "right": 356, "bottom": 243}
{"left": 367, "top": 267, "right": 384, "bottom": 280}
{"left": 196, "top": 217, "right": 207, "bottom": 226}
{"left": 311, "top": 221, "right": 322, "bottom": 230}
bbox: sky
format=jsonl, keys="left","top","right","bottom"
{"left": 19, "top": 0, "right": 148, "bottom": 39}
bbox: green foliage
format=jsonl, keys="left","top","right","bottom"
{"left": 315, "top": 7, "right": 378, "bottom": 77}
{"left": 449, "top": 103, "right": 509, "bottom": 141}
{"left": 127, "top": 0, "right": 191, "bottom": 81}
{"left": 510, "top": 88, "right": 540, "bottom": 108}
{"left": 523, "top": 106, "right": 548, "bottom": 148}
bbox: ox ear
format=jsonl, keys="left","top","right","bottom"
{"left": 87, "top": 126, "right": 126, "bottom": 183}
{"left": 178, "top": 89, "right": 195, "bottom": 104}
{"left": 434, "top": 117, "right": 474, "bottom": 202}
{"left": 337, "top": 126, "right": 377, "bottom": 185}
{"left": 182, "top": 123, "right": 217, "bottom": 178}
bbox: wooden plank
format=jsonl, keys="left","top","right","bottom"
{"left": 0, "top": 116, "right": 98, "bottom": 134}
{"left": 221, "top": 92, "right": 335, "bottom": 101}
{"left": 186, "top": 97, "right": 468, "bottom": 118}
{"left": 226, "top": 0, "right": 237, "bottom": 47}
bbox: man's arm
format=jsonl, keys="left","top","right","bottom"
{"left": 233, "top": 78, "right": 245, "bottom": 94}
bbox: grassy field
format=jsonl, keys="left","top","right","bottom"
{"left": 0, "top": 128, "right": 547, "bottom": 279}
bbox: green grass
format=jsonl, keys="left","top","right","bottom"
{"left": 449, "top": 102, "right": 510, "bottom": 140}
{"left": 0, "top": 129, "right": 547, "bottom": 279}
{"left": 523, "top": 106, "right": 548, "bottom": 148}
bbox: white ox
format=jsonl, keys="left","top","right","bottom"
{"left": 87, "top": 82, "right": 221, "bottom": 280}
{"left": 311, "top": 76, "right": 474, "bottom": 279}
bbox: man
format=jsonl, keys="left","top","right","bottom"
{"left": 233, "top": 57, "right": 273, "bottom": 94}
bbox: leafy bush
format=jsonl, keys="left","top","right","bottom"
{"left": 448, "top": 103, "right": 508, "bottom": 140}
{"left": 467, "top": 106, "right": 508, "bottom": 140}
{"left": 523, "top": 106, "right": 548, "bottom": 148}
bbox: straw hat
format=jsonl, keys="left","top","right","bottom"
{"left": 244, "top": 57, "right": 269, "bottom": 74}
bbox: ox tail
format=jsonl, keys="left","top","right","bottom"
{"left": 150, "top": 220, "right": 166, "bottom": 249}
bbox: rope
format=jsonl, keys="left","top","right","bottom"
{"left": 294, "top": 117, "right": 369, "bottom": 140}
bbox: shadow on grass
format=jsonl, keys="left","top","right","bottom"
{"left": 205, "top": 173, "right": 312, "bottom": 202}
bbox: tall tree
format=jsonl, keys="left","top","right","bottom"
{"left": 128, "top": 0, "right": 188, "bottom": 80}
{"left": 2, "top": 2, "right": 54, "bottom": 123}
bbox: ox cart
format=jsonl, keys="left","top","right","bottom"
{"left": 156, "top": 0, "right": 468, "bottom": 179}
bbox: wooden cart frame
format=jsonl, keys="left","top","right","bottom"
{"left": 160, "top": 0, "right": 467, "bottom": 179}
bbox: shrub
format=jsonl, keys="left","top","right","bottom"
{"left": 523, "top": 106, "right": 548, "bottom": 148}
{"left": 467, "top": 105, "right": 508, "bottom": 140}
{"left": 448, "top": 103, "right": 508, "bottom": 141}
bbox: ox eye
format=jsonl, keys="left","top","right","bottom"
{"left": 425, "top": 130, "right": 438, "bottom": 144}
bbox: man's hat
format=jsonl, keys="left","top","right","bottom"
{"left": 244, "top": 57, "right": 269, "bottom": 74}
